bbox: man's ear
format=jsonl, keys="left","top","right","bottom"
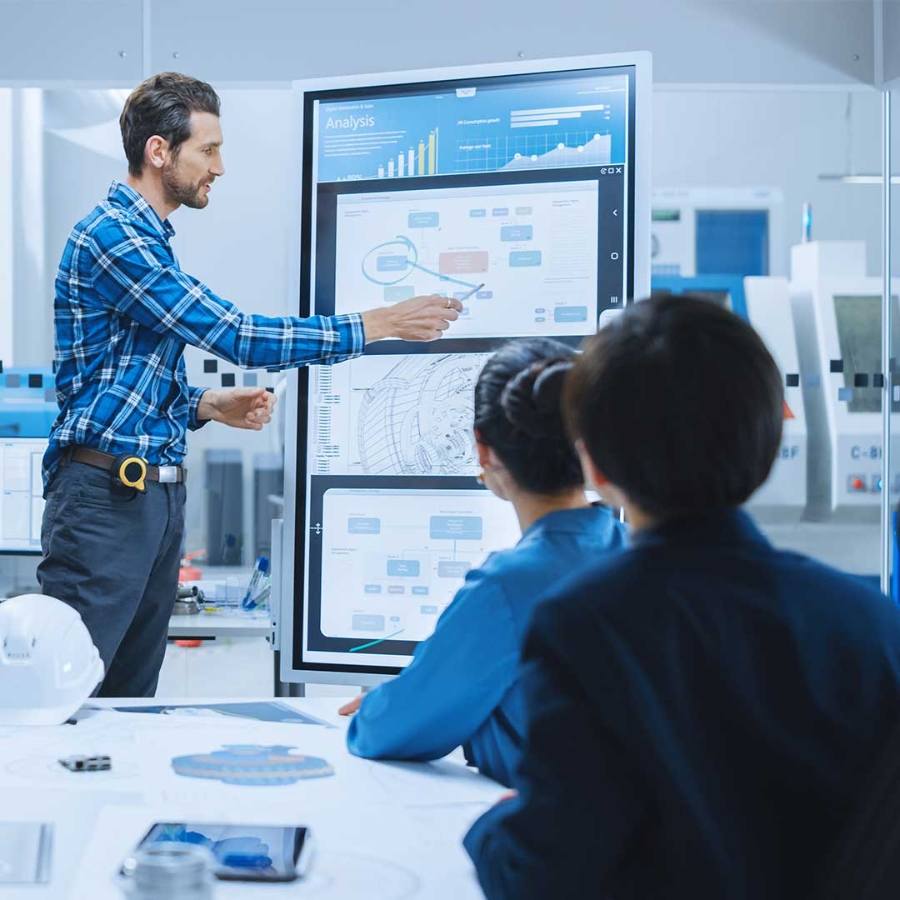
{"left": 144, "top": 135, "right": 170, "bottom": 171}
{"left": 575, "top": 439, "right": 609, "bottom": 490}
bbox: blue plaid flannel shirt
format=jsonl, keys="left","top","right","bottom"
{"left": 45, "top": 181, "right": 364, "bottom": 487}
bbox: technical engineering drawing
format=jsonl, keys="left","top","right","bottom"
{"left": 357, "top": 355, "right": 488, "bottom": 476}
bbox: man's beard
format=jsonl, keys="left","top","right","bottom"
{"left": 162, "top": 158, "right": 208, "bottom": 209}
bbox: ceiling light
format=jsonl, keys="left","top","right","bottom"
{"left": 818, "top": 174, "right": 900, "bottom": 184}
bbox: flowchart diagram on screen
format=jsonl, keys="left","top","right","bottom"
{"left": 332, "top": 181, "right": 600, "bottom": 338}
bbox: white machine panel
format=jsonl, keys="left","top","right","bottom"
{"left": 744, "top": 277, "right": 807, "bottom": 521}
{"left": 791, "top": 274, "right": 900, "bottom": 518}
{"left": 651, "top": 187, "right": 783, "bottom": 277}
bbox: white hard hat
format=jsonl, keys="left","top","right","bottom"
{"left": 0, "top": 594, "right": 104, "bottom": 725}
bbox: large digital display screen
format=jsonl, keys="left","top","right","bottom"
{"left": 289, "top": 58, "right": 646, "bottom": 678}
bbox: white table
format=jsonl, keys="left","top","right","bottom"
{"left": 0, "top": 697, "right": 503, "bottom": 898}
{"left": 168, "top": 611, "right": 271, "bottom": 639}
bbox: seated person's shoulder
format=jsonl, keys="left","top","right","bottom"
{"left": 778, "top": 549, "right": 900, "bottom": 619}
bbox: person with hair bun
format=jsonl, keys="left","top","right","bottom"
{"left": 339, "top": 337, "right": 626, "bottom": 786}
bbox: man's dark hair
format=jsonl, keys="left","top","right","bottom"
{"left": 564, "top": 294, "right": 784, "bottom": 518}
{"left": 120, "top": 72, "right": 221, "bottom": 177}
{"left": 474, "top": 338, "right": 584, "bottom": 495}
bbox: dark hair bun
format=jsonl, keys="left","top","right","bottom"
{"left": 500, "top": 359, "right": 573, "bottom": 439}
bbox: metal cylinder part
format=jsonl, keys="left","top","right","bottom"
{"left": 124, "top": 842, "right": 215, "bottom": 899}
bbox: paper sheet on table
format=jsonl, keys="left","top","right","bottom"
{"left": 361, "top": 758, "right": 507, "bottom": 808}
{"left": 0, "top": 711, "right": 147, "bottom": 795}
{"left": 109, "top": 701, "right": 332, "bottom": 727}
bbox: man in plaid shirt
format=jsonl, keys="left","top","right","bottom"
{"left": 37, "top": 73, "right": 461, "bottom": 697}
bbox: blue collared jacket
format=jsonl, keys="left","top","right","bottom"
{"left": 465, "top": 509, "right": 900, "bottom": 900}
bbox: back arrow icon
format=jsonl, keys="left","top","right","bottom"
{"left": 613, "top": 209, "right": 619, "bottom": 216}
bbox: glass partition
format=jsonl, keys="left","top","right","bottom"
{"left": 652, "top": 87, "right": 884, "bottom": 585}
{"left": 0, "top": 88, "right": 293, "bottom": 600}
{"left": 0, "top": 84, "right": 890, "bottom": 600}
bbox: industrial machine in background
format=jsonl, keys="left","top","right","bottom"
{"left": 651, "top": 187, "right": 782, "bottom": 279}
{"left": 789, "top": 241, "right": 900, "bottom": 521}
{"left": 0, "top": 366, "right": 55, "bottom": 556}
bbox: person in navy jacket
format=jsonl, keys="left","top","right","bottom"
{"left": 464, "top": 295, "right": 900, "bottom": 899}
{"left": 339, "top": 337, "right": 626, "bottom": 787}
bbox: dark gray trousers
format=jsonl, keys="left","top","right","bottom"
{"left": 37, "top": 460, "right": 185, "bottom": 698}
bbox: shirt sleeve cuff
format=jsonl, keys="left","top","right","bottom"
{"left": 187, "top": 386, "right": 210, "bottom": 432}
{"left": 329, "top": 312, "right": 366, "bottom": 362}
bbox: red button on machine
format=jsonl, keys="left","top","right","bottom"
{"left": 850, "top": 477, "right": 866, "bottom": 492}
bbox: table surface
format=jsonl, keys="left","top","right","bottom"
{"left": 168, "top": 574, "right": 272, "bottom": 639}
{"left": 0, "top": 697, "right": 503, "bottom": 899}
{"left": 167, "top": 609, "right": 271, "bottom": 638}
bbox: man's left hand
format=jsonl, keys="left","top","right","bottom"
{"left": 199, "top": 388, "right": 276, "bottom": 431}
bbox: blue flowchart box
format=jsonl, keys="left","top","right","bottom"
{"left": 364, "top": 584, "right": 383, "bottom": 594}
{"left": 438, "top": 561, "right": 472, "bottom": 578}
{"left": 349, "top": 517, "right": 381, "bottom": 535}
{"left": 476, "top": 290, "right": 493, "bottom": 299}
{"left": 500, "top": 225, "right": 533, "bottom": 242}
{"left": 554, "top": 306, "right": 589, "bottom": 323}
{"left": 430, "top": 516, "right": 484, "bottom": 540}
{"left": 387, "top": 559, "right": 421, "bottom": 577}
{"left": 353, "top": 614, "right": 384, "bottom": 631}
{"left": 384, "top": 285, "right": 416, "bottom": 303}
{"left": 469, "top": 209, "right": 487, "bottom": 218}
{"left": 408, "top": 211, "right": 439, "bottom": 228}
{"left": 388, "top": 585, "right": 406, "bottom": 595}
{"left": 412, "top": 586, "right": 430, "bottom": 596}
{"left": 420, "top": 605, "right": 439, "bottom": 615}
{"left": 509, "top": 251, "right": 542, "bottom": 267}
{"left": 492, "top": 208, "right": 509, "bottom": 217}
{"left": 377, "top": 255, "right": 409, "bottom": 272}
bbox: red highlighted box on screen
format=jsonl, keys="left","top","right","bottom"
{"left": 439, "top": 251, "right": 489, "bottom": 274}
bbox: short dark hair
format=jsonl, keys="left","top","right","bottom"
{"left": 474, "top": 338, "right": 584, "bottom": 495}
{"left": 564, "top": 295, "right": 783, "bottom": 518}
{"left": 120, "top": 72, "right": 221, "bottom": 176}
